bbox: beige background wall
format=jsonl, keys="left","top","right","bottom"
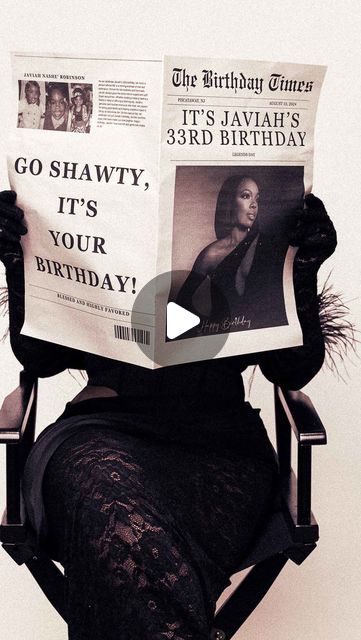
{"left": 0, "top": 1, "right": 360, "bottom": 638}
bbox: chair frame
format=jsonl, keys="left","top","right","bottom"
{"left": 0, "top": 369, "right": 327, "bottom": 639}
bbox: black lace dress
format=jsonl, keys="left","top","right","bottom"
{"left": 5, "top": 253, "right": 325, "bottom": 640}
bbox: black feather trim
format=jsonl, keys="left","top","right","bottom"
{"left": 0, "top": 284, "right": 9, "bottom": 341}
{"left": 318, "top": 273, "right": 359, "bottom": 380}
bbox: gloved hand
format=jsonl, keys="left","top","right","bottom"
{"left": 0, "top": 190, "right": 27, "bottom": 269}
{"left": 287, "top": 193, "right": 337, "bottom": 274}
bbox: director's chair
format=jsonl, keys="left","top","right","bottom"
{"left": 0, "top": 369, "right": 326, "bottom": 639}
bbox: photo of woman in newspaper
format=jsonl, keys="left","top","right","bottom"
{"left": 172, "top": 167, "right": 303, "bottom": 336}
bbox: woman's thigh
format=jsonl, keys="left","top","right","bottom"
{"left": 42, "top": 426, "right": 276, "bottom": 638}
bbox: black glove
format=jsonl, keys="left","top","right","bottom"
{"left": 260, "top": 194, "right": 335, "bottom": 389}
{"left": 0, "top": 190, "right": 27, "bottom": 269}
{"left": 287, "top": 193, "right": 337, "bottom": 274}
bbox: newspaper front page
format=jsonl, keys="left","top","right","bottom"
{"left": 7, "top": 53, "right": 326, "bottom": 368}
{"left": 155, "top": 55, "right": 326, "bottom": 365}
{"left": 8, "top": 53, "right": 162, "bottom": 368}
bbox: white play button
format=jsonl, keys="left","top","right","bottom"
{"left": 131, "top": 269, "right": 229, "bottom": 366}
{"left": 166, "top": 302, "right": 200, "bottom": 339}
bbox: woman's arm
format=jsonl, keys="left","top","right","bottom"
{"left": 175, "top": 248, "right": 211, "bottom": 313}
{"left": 258, "top": 270, "right": 324, "bottom": 389}
{"left": 0, "top": 190, "right": 86, "bottom": 376}
{"left": 258, "top": 194, "right": 337, "bottom": 390}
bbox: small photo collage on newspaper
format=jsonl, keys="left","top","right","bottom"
{"left": 17, "top": 80, "right": 93, "bottom": 133}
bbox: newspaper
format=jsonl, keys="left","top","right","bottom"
{"left": 7, "top": 53, "right": 326, "bottom": 369}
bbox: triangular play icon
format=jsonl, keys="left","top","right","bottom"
{"left": 166, "top": 302, "right": 200, "bottom": 339}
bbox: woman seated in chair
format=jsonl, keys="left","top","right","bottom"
{"left": 0, "top": 189, "right": 336, "bottom": 640}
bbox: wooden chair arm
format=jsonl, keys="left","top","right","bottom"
{"left": 274, "top": 384, "right": 327, "bottom": 541}
{"left": 0, "top": 371, "right": 38, "bottom": 444}
{"left": 277, "top": 388, "right": 327, "bottom": 446}
{"left": 0, "top": 371, "right": 38, "bottom": 541}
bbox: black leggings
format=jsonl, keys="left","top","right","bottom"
{"left": 42, "top": 425, "right": 276, "bottom": 639}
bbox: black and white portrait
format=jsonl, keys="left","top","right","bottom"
{"left": 169, "top": 165, "right": 304, "bottom": 336}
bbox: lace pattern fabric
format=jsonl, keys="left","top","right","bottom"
{"left": 43, "top": 425, "right": 277, "bottom": 639}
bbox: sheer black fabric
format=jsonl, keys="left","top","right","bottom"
{"left": 43, "top": 424, "right": 277, "bottom": 639}
{"left": 23, "top": 399, "right": 277, "bottom": 540}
